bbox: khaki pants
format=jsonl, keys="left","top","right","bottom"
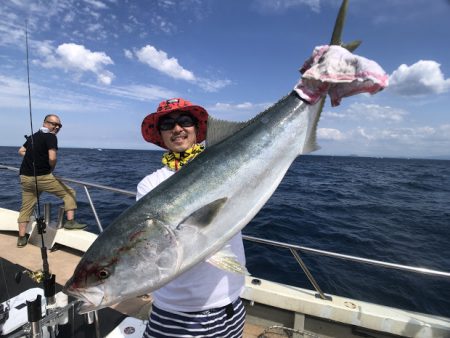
{"left": 18, "top": 174, "right": 77, "bottom": 223}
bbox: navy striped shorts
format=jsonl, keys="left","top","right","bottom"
{"left": 143, "top": 297, "right": 246, "bottom": 338}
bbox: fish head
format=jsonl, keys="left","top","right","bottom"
{"left": 63, "top": 218, "right": 180, "bottom": 313}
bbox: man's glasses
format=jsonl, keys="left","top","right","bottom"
{"left": 158, "top": 115, "right": 196, "bottom": 131}
{"left": 46, "top": 120, "right": 62, "bottom": 128}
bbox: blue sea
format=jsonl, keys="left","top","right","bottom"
{"left": 1, "top": 146, "right": 449, "bottom": 318}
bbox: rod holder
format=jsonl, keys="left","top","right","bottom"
{"left": 85, "top": 311, "right": 95, "bottom": 325}
{"left": 44, "top": 274, "right": 56, "bottom": 306}
{"left": 27, "top": 295, "right": 42, "bottom": 337}
{"left": 44, "top": 203, "right": 51, "bottom": 227}
{"left": 56, "top": 206, "right": 65, "bottom": 229}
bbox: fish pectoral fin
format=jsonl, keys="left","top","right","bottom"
{"left": 206, "top": 246, "right": 249, "bottom": 275}
{"left": 179, "top": 197, "right": 228, "bottom": 227}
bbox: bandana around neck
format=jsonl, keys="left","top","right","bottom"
{"left": 162, "top": 143, "right": 205, "bottom": 171}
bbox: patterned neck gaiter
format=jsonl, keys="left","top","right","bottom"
{"left": 162, "top": 143, "right": 205, "bottom": 171}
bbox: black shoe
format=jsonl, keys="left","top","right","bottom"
{"left": 64, "top": 220, "right": 87, "bottom": 230}
{"left": 17, "top": 235, "right": 28, "bottom": 248}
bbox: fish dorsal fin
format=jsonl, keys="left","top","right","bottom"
{"left": 206, "top": 244, "right": 249, "bottom": 275}
{"left": 178, "top": 197, "right": 228, "bottom": 228}
{"left": 206, "top": 116, "right": 249, "bottom": 147}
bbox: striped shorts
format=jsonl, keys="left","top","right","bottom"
{"left": 143, "top": 297, "right": 245, "bottom": 338}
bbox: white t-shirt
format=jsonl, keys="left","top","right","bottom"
{"left": 137, "top": 166, "right": 246, "bottom": 312}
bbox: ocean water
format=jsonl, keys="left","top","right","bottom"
{"left": 1, "top": 146, "right": 449, "bottom": 318}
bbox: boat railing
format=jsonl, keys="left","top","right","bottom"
{"left": 2, "top": 164, "right": 450, "bottom": 300}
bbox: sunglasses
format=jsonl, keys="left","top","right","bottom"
{"left": 159, "top": 114, "right": 196, "bottom": 131}
{"left": 45, "top": 120, "right": 63, "bottom": 128}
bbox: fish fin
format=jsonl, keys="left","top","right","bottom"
{"left": 206, "top": 116, "right": 249, "bottom": 147}
{"left": 179, "top": 197, "right": 228, "bottom": 228}
{"left": 300, "top": 99, "right": 323, "bottom": 155}
{"left": 303, "top": 142, "right": 321, "bottom": 154}
{"left": 206, "top": 245, "right": 249, "bottom": 275}
{"left": 342, "top": 40, "right": 362, "bottom": 52}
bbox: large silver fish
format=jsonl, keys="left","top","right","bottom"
{"left": 64, "top": 0, "right": 361, "bottom": 312}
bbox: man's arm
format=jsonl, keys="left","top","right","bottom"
{"left": 18, "top": 146, "right": 26, "bottom": 157}
{"left": 48, "top": 148, "right": 57, "bottom": 171}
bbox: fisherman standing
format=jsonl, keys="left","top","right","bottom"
{"left": 138, "top": 98, "right": 246, "bottom": 337}
{"left": 17, "top": 114, "right": 86, "bottom": 247}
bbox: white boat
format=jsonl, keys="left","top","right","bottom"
{"left": 1, "top": 1, "right": 449, "bottom": 335}
{"left": 1, "top": 165, "right": 449, "bottom": 338}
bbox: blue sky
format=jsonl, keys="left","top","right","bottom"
{"left": 1, "top": 0, "right": 449, "bottom": 158}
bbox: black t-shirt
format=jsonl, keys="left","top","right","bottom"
{"left": 19, "top": 131, "right": 58, "bottom": 176}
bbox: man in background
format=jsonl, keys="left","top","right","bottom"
{"left": 17, "top": 114, "right": 86, "bottom": 248}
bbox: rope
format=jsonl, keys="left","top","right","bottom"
{"left": 258, "top": 325, "right": 319, "bottom": 338}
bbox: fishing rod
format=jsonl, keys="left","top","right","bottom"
{"left": 23, "top": 21, "right": 56, "bottom": 316}
{"left": 12, "top": 25, "right": 95, "bottom": 338}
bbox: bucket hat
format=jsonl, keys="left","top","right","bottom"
{"left": 141, "top": 98, "right": 208, "bottom": 149}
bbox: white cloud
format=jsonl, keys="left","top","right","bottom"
{"left": 134, "top": 44, "right": 231, "bottom": 92}
{"left": 135, "top": 45, "right": 195, "bottom": 81}
{"left": 0, "top": 0, "right": 115, "bottom": 48}
{"left": 0, "top": 75, "right": 28, "bottom": 109}
{"left": 34, "top": 40, "right": 54, "bottom": 57}
{"left": 346, "top": 103, "right": 407, "bottom": 122}
{"left": 0, "top": 74, "right": 122, "bottom": 113}
{"left": 63, "top": 12, "right": 75, "bottom": 23}
{"left": 37, "top": 43, "right": 115, "bottom": 85}
{"left": 318, "top": 128, "right": 346, "bottom": 140}
{"left": 124, "top": 49, "right": 133, "bottom": 59}
{"left": 96, "top": 73, "right": 114, "bottom": 85}
{"left": 212, "top": 101, "right": 269, "bottom": 112}
{"left": 354, "top": 125, "right": 450, "bottom": 143}
{"left": 389, "top": 60, "right": 450, "bottom": 96}
{"left": 83, "top": 0, "right": 108, "bottom": 9}
{"left": 86, "top": 23, "right": 103, "bottom": 33}
{"left": 209, "top": 101, "right": 271, "bottom": 120}
{"left": 151, "top": 15, "right": 177, "bottom": 34}
{"left": 0, "top": 74, "right": 174, "bottom": 121}
{"left": 0, "top": 14, "right": 24, "bottom": 47}
{"left": 324, "top": 103, "right": 407, "bottom": 123}
{"left": 323, "top": 111, "right": 346, "bottom": 119}
{"left": 251, "top": 0, "right": 321, "bottom": 13}
{"left": 83, "top": 83, "right": 177, "bottom": 102}
{"left": 317, "top": 124, "right": 450, "bottom": 157}
{"left": 196, "top": 78, "right": 232, "bottom": 93}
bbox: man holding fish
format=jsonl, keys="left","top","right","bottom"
{"left": 63, "top": 3, "right": 389, "bottom": 338}
{"left": 138, "top": 98, "right": 247, "bottom": 337}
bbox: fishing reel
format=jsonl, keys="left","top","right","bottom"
{"left": 14, "top": 267, "right": 56, "bottom": 307}
{"left": 36, "top": 215, "right": 47, "bottom": 235}
{"left": 15, "top": 268, "right": 46, "bottom": 284}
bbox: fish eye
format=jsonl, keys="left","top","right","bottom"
{"left": 97, "top": 268, "right": 110, "bottom": 279}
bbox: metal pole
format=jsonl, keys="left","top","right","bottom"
{"left": 56, "top": 206, "right": 65, "bottom": 229}
{"left": 83, "top": 186, "right": 103, "bottom": 232}
{"left": 290, "top": 248, "right": 330, "bottom": 301}
{"left": 243, "top": 235, "right": 450, "bottom": 278}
